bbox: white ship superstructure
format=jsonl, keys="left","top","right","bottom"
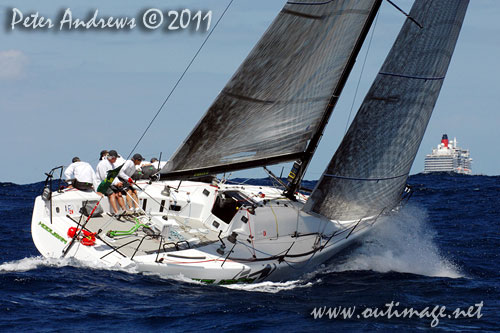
{"left": 424, "top": 134, "right": 472, "bottom": 174}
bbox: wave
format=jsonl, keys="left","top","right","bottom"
{"left": 323, "top": 205, "right": 463, "bottom": 279}
{"left": 221, "top": 279, "right": 316, "bottom": 293}
{"left": 0, "top": 256, "right": 139, "bottom": 275}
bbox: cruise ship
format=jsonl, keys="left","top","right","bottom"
{"left": 424, "top": 134, "right": 472, "bottom": 174}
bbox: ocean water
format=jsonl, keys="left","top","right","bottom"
{"left": 0, "top": 173, "right": 498, "bottom": 332}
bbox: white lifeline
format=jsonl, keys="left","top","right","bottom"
{"left": 31, "top": 180, "right": 379, "bottom": 284}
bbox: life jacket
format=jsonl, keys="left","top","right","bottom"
{"left": 67, "top": 227, "right": 96, "bottom": 246}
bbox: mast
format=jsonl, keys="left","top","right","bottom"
{"left": 284, "top": 0, "right": 382, "bottom": 199}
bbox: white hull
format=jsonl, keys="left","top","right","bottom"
{"left": 32, "top": 180, "right": 378, "bottom": 283}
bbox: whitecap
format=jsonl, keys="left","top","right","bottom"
{"left": 0, "top": 256, "right": 70, "bottom": 272}
{"left": 221, "top": 279, "right": 317, "bottom": 293}
{"left": 0, "top": 255, "right": 139, "bottom": 275}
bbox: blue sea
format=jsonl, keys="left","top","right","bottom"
{"left": 0, "top": 173, "right": 498, "bottom": 332}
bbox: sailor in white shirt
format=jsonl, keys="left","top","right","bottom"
{"left": 64, "top": 157, "right": 98, "bottom": 192}
{"left": 95, "top": 150, "right": 127, "bottom": 215}
{"left": 118, "top": 153, "right": 144, "bottom": 213}
{"left": 115, "top": 154, "right": 126, "bottom": 168}
{"left": 98, "top": 150, "right": 108, "bottom": 161}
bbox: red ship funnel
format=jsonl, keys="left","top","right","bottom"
{"left": 441, "top": 134, "right": 449, "bottom": 147}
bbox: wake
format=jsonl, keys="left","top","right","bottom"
{"left": 0, "top": 256, "right": 139, "bottom": 274}
{"left": 221, "top": 279, "right": 316, "bottom": 293}
{"left": 324, "top": 205, "right": 463, "bottom": 279}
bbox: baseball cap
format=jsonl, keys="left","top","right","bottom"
{"left": 132, "top": 153, "right": 144, "bottom": 161}
{"left": 108, "top": 150, "right": 118, "bottom": 158}
{"left": 72, "top": 157, "right": 80, "bottom": 163}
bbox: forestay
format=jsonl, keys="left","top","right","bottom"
{"left": 160, "top": 0, "right": 380, "bottom": 179}
{"left": 304, "top": 0, "right": 469, "bottom": 221}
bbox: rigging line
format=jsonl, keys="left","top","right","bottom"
{"left": 385, "top": 0, "right": 423, "bottom": 29}
{"left": 132, "top": 181, "right": 172, "bottom": 210}
{"left": 246, "top": 211, "right": 256, "bottom": 258}
{"left": 270, "top": 205, "right": 279, "bottom": 237}
{"left": 124, "top": 190, "right": 148, "bottom": 215}
{"left": 126, "top": 0, "right": 235, "bottom": 160}
{"left": 344, "top": 10, "right": 379, "bottom": 135}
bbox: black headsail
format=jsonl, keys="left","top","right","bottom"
{"left": 160, "top": 0, "right": 382, "bottom": 181}
{"left": 304, "top": 0, "right": 469, "bottom": 221}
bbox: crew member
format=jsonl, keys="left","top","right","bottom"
{"left": 99, "top": 150, "right": 108, "bottom": 161}
{"left": 140, "top": 157, "right": 159, "bottom": 179}
{"left": 118, "top": 153, "right": 144, "bottom": 213}
{"left": 96, "top": 150, "right": 127, "bottom": 215}
{"left": 64, "top": 157, "right": 98, "bottom": 192}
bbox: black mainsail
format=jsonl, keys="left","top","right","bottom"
{"left": 160, "top": 0, "right": 382, "bottom": 180}
{"left": 304, "top": 0, "right": 469, "bottom": 221}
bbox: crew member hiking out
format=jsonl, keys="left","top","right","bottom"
{"left": 64, "top": 157, "right": 98, "bottom": 192}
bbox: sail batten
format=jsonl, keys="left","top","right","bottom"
{"left": 161, "top": 0, "right": 381, "bottom": 179}
{"left": 221, "top": 90, "right": 331, "bottom": 105}
{"left": 304, "top": 0, "right": 469, "bottom": 221}
{"left": 378, "top": 72, "right": 445, "bottom": 81}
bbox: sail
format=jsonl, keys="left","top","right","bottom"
{"left": 304, "top": 0, "right": 469, "bottom": 221}
{"left": 160, "top": 0, "right": 381, "bottom": 180}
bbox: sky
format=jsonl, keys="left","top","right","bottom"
{"left": 1, "top": 0, "right": 498, "bottom": 184}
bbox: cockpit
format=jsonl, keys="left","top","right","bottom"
{"left": 211, "top": 190, "right": 256, "bottom": 224}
